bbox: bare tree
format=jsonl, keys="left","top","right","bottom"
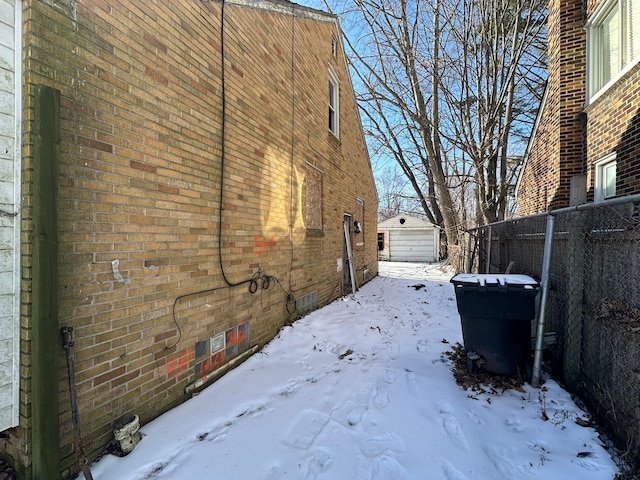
{"left": 325, "top": 0, "right": 546, "bottom": 251}
{"left": 440, "top": 0, "right": 547, "bottom": 222}
{"left": 376, "top": 166, "right": 426, "bottom": 222}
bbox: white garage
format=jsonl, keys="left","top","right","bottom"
{"left": 378, "top": 214, "right": 440, "bottom": 262}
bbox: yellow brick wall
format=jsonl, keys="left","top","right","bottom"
{"left": 15, "top": 0, "right": 378, "bottom": 477}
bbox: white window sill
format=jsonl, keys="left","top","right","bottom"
{"left": 587, "top": 56, "right": 640, "bottom": 107}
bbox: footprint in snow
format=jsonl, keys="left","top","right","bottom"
{"left": 197, "top": 425, "right": 229, "bottom": 443}
{"left": 283, "top": 409, "right": 330, "bottom": 449}
{"left": 405, "top": 371, "right": 421, "bottom": 397}
{"left": 134, "top": 445, "right": 188, "bottom": 480}
{"left": 137, "top": 461, "right": 171, "bottom": 480}
{"left": 329, "top": 382, "right": 374, "bottom": 427}
{"left": 346, "top": 406, "right": 366, "bottom": 426}
{"left": 327, "top": 361, "right": 342, "bottom": 373}
{"left": 526, "top": 439, "right": 549, "bottom": 452}
{"left": 305, "top": 373, "right": 321, "bottom": 384}
{"left": 274, "top": 379, "right": 302, "bottom": 398}
{"left": 384, "top": 368, "right": 396, "bottom": 384}
{"left": 299, "top": 446, "right": 332, "bottom": 480}
{"left": 234, "top": 401, "right": 270, "bottom": 419}
{"left": 331, "top": 399, "right": 363, "bottom": 427}
{"left": 573, "top": 450, "right": 614, "bottom": 472}
{"left": 360, "top": 432, "right": 406, "bottom": 457}
{"left": 373, "top": 455, "right": 406, "bottom": 480}
{"left": 484, "top": 444, "right": 533, "bottom": 478}
{"left": 373, "top": 385, "right": 389, "bottom": 408}
{"left": 388, "top": 344, "right": 401, "bottom": 360}
{"left": 441, "top": 458, "right": 471, "bottom": 480}
{"left": 196, "top": 418, "right": 235, "bottom": 442}
{"left": 355, "top": 382, "right": 375, "bottom": 406}
{"left": 466, "top": 409, "right": 485, "bottom": 426}
{"left": 504, "top": 417, "right": 524, "bottom": 432}
{"left": 417, "top": 339, "right": 429, "bottom": 353}
{"left": 300, "top": 362, "right": 315, "bottom": 373}
{"left": 355, "top": 453, "right": 407, "bottom": 480}
{"left": 262, "top": 464, "right": 283, "bottom": 480}
{"left": 439, "top": 403, "right": 470, "bottom": 452}
{"left": 344, "top": 383, "right": 374, "bottom": 426}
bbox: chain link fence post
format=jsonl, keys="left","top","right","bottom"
{"left": 461, "top": 196, "right": 640, "bottom": 470}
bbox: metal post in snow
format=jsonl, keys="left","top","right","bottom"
{"left": 485, "top": 226, "right": 492, "bottom": 274}
{"left": 532, "top": 214, "right": 555, "bottom": 388}
{"left": 466, "top": 231, "right": 473, "bottom": 273}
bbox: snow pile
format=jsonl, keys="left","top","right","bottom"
{"left": 79, "top": 262, "right": 618, "bottom": 480}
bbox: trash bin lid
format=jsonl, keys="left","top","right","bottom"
{"left": 451, "top": 273, "right": 538, "bottom": 288}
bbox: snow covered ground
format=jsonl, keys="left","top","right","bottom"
{"left": 80, "top": 262, "right": 619, "bottom": 480}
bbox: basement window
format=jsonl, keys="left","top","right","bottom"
{"left": 594, "top": 153, "right": 617, "bottom": 202}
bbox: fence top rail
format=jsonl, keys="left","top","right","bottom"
{"left": 466, "top": 211, "right": 548, "bottom": 232}
{"left": 547, "top": 193, "right": 640, "bottom": 216}
{"left": 466, "top": 194, "right": 640, "bottom": 232}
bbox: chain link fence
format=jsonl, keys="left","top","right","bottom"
{"left": 463, "top": 195, "right": 640, "bottom": 469}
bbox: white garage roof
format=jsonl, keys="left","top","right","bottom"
{"left": 378, "top": 214, "right": 440, "bottom": 230}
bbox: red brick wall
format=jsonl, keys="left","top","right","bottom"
{"left": 517, "top": 0, "right": 586, "bottom": 215}
{"left": 17, "top": 0, "right": 378, "bottom": 476}
{"left": 584, "top": 58, "right": 640, "bottom": 199}
{"left": 519, "top": 0, "right": 640, "bottom": 214}
{"left": 516, "top": 89, "right": 559, "bottom": 215}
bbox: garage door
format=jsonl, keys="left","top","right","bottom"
{"left": 0, "top": 0, "right": 21, "bottom": 432}
{"left": 389, "top": 230, "right": 435, "bottom": 262}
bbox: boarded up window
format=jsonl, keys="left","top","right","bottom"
{"left": 305, "top": 165, "right": 322, "bottom": 230}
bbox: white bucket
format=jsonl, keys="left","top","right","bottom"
{"left": 113, "top": 414, "right": 141, "bottom": 454}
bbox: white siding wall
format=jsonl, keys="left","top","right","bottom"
{"left": 0, "top": 0, "right": 20, "bottom": 432}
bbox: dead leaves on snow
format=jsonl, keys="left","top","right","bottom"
{"left": 444, "top": 342, "right": 527, "bottom": 397}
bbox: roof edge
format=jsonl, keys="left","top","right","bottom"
{"left": 222, "top": 0, "right": 336, "bottom": 21}
{"left": 514, "top": 80, "right": 548, "bottom": 203}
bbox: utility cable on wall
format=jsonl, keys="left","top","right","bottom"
{"left": 217, "top": 0, "right": 243, "bottom": 288}
{"left": 153, "top": 1, "right": 300, "bottom": 394}
{"left": 288, "top": 3, "right": 297, "bottom": 293}
{"left": 216, "top": 0, "right": 297, "bottom": 298}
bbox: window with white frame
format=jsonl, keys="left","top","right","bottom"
{"left": 587, "top": 0, "right": 640, "bottom": 100}
{"left": 355, "top": 197, "right": 364, "bottom": 246}
{"left": 594, "top": 153, "right": 617, "bottom": 202}
{"left": 328, "top": 67, "right": 339, "bottom": 137}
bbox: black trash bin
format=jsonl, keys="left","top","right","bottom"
{"left": 450, "top": 274, "right": 539, "bottom": 376}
